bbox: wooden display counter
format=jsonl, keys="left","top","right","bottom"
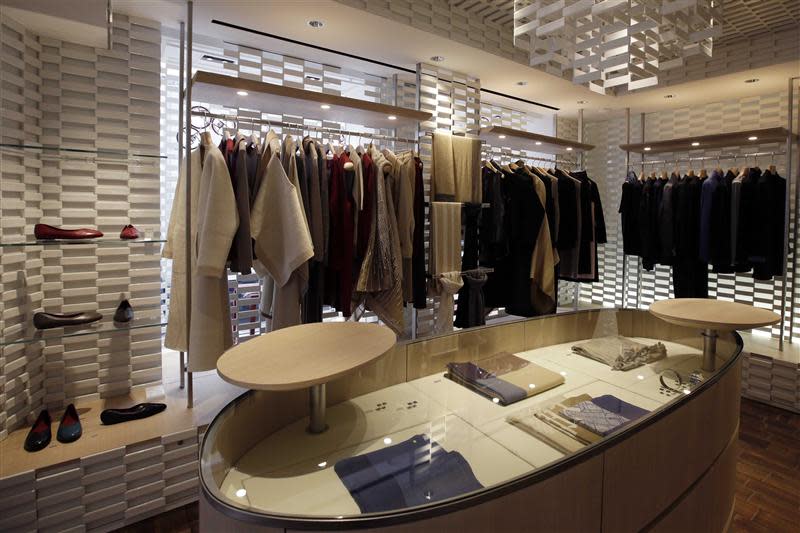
{"left": 198, "top": 308, "right": 744, "bottom": 532}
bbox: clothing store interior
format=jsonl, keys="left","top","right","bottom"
{"left": 0, "top": 1, "right": 798, "bottom": 531}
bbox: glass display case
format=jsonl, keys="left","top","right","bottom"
{"left": 199, "top": 309, "right": 743, "bottom": 531}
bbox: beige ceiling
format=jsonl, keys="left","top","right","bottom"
{"left": 55, "top": 1, "right": 800, "bottom": 119}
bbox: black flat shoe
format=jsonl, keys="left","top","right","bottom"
{"left": 100, "top": 403, "right": 166, "bottom": 425}
{"left": 33, "top": 311, "right": 102, "bottom": 330}
{"left": 57, "top": 404, "right": 82, "bottom": 443}
{"left": 113, "top": 299, "right": 133, "bottom": 323}
{"left": 24, "top": 410, "right": 51, "bottom": 452}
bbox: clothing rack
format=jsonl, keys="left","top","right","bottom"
{"left": 486, "top": 149, "right": 579, "bottom": 168}
{"left": 634, "top": 151, "right": 786, "bottom": 167}
{"left": 191, "top": 110, "right": 420, "bottom": 145}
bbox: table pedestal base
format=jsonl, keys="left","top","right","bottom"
{"left": 702, "top": 328, "right": 718, "bottom": 372}
{"left": 308, "top": 383, "right": 328, "bottom": 434}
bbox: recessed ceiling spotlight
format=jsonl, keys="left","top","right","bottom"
{"left": 691, "top": 141, "right": 700, "bottom": 146}
{"left": 498, "top": 134, "right": 506, "bottom": 139}
{"left": 566, "top": 147, "right": 573, "bottom": 151}
{"left": 748, "top": 136, "right": 758, "bottom": 141}
{"left": 516, "top": 81, "right": 528, "bottom": 86}
{"left": 744, "top": 78, "right": 759, "bottom": 84}
{"left": 236, "top": 90, "right": 248, "bottom": 96}
{"left": 664, "top": 94, "right": 675, "bottom": 99}
{"left": 644, "top": 147, "right": 651, "bottom": 151}
{"left": 535, "top": 141, "right": 542, "bottom": 145}
{"left": 383, "top": 437, "right": 392, "bottom": 445}
{"left": 494, "top": 114, "right": 502, "bottom": 119}
{"left": 387, "top": 115, "right": 397, "bottom": 120}
{"left": 307, "top": 19, "right": 325, "bottom": 29}
{"left": 577, "top": 100, "right": 588, "bottom": 104}
{"left": 235, "top": 489, "right": 247, "bottom": 498}
{"left": 430, "top": 55, "right": 445, "bottom": 62}
{"left": 320, "top": 104, "right": 331, "bottom": 110}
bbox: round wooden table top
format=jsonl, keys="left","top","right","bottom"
{"left": 649, "top": 298, "right": 780, "bottom": 331}
{"left": 216, "top": 322, "right": 397, "bottom": 391}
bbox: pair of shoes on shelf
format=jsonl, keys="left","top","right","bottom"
{"left": 33, "top": 300, "right": 133, "bottom": 330}
{"left": 100, "top": 403, "right": 166, "bottom": 425}
{"left": 34, "top": 223, "right": 141, "bottom": 240}
{"left": 24, "top": 404, "right": 82, "bottom": 452}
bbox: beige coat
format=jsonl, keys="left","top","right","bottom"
{"left": 163, "top": 137, "right": 238, "bottom": 371}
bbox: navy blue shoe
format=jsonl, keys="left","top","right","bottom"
{"left": 57, "top": 404, "right": 82, "bottom": 444}
{"left": 24, "top": 410, "right": 51, "bottom": 452}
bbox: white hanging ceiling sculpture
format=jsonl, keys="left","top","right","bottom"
{"left": 514, "top": 0, "right": 723, "bottom": 94}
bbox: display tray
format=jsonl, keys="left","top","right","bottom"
{"left": 207, "top": 331, "right": 731, "bottom": 520}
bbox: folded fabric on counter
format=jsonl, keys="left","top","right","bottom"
{"left": 560, "top": 400, "right": 630, "bottom": 437}
{"left": 591, "top": 394, "right": 650, "bottom": 422}
{"left": 571, "top": 335, "right": 667, "bottom": 371}
{"left": 507, "top": 394, "right": 597, "bottom": 454}
{"left": 334, "top": 434, "right": 483, "bottom": 513}
{"left": 446, "top": 352, "right": 565, "bottom": 406}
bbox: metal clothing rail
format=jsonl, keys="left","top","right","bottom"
{"left": 634, "top": 151, "right": 786, "bottom": 167}
{"left": 191, "top": 111, "right": 420, "bottom": 145}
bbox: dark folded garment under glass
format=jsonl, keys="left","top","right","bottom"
{"left": 334, "top": 434, "right": 483, "bottom": 514}
{"left": 445, "top": 352, "right": 565, "bottom": 406}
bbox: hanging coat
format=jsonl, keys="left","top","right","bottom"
{"left": 163, "top": 136, "right": 238, "bottom": 372}
{"left": 250, "top": 134, "right": 315, "bottom": 331}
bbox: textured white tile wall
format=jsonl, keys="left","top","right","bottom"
{"left": 0, "top": 12, "right": 163, "bottom": 439}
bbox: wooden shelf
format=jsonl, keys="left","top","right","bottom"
{"left": 620, "top": 127, "right": 798, "bottom": 154}
{"left": 479, "top": 126, "right": 594, "bottom": 154}
{"left": 191, "top": 71, "right": 431, "bottom": 130}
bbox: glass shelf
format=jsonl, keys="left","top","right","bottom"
{"left": 0, "top": 238, "right": 166, "bottom": 248}
{"left": 1, "top": 315, "right": 167, "bottom": 346}
{"left": 0, "top": 143, "right": 166, "bottom": 160}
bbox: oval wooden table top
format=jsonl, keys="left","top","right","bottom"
{"left": 216, "top": 322, "right": 397, "bottom": 391}
{"left": 649, "top": 298, "right": 780, "bottom": 331}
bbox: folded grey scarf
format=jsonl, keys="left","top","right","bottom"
{"left": 571, "top": 336, "right": 667, "bottom": 371}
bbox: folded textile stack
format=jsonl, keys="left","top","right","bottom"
{"left": 334, "top": 434, "right": 483, "bottom": 513}
{"left": 507, "top": 394, "right": 650, "bottom": 453}
{"left": 445, "top": 351, "right": 565, "bottom": 406}
{"left": 571, "top": 335, "right": 667, "bottom": 371}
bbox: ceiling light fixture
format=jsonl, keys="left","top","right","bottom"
{"left": 535, "top": 141, "right": 542, "bottom": 145}
{"left": 566, "top": 147, "right": 573, "bottom": 151}
{"left": 383, "top": 437, "right": 392, "bottom": 445}
{"left": 307, "top": 20, "right": 324, "bottom": 29}
{"left": 236, "top": 90, "right": 248, "bottom": 96}
{"left": 387, "top": 115, "right": 397, "bottom": 121}
{"left": 516, "top": 81, "right": 528, "bottom": 86}
{"left": 691, "top": 142, "right": 700, "bottom": 146}
{"left": 498, "top": 134, "right": 506, "bottom": 139}
{"left": 748, "top": 136, "right": 758, "bottom": 141}
{"left": 513, "top": 2, "right": 721, "bottom": 94}
{"left": 644, "top": 147, "right": 651, "bottom": 151}
{"left": 235, "top": 489, "right": 247, "bottom": 498}
{"left": 577, "top": 100, "right": 587, "bottom": 104}
{"left": 430, "top": 55, "right": 445, "bottom": 62}
{"left": 320, "top": 104, "right": 331, "bottom": 110}
{"left": 317, "top": 461, "right": 327, "bottom": 468}
{"left": 745, "top": 78, "right": 760, "bottom": 84}
{"left": 494, "top": 114, "right": 502, "bottom": 119}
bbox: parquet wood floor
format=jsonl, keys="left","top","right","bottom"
{"left": 114, "top": 398, "right": 800, "bottom": 533}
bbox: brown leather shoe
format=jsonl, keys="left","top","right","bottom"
{"left": 119, "top": 224, "right": 140, "bottom": 239}
{"left": 33, "top": 311, "right": 102, "bottom": 330}
{"left": 34, "top": 223, "right": 103, "bottom": 240}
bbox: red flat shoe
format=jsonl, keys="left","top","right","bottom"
{"left": 34, "top": 223, "right": 103, "bottom": 240}
{"left": 120, "top": 225, "right": 140, "bottom": 240}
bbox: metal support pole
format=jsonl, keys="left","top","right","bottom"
{"left": 622, "top": 108, "right": 631, "bottom": 308}
{"left": 637, "top": 112, "right": 645, "bottom": 309}
{"left": 573, "top": 108, "right": 584, "bottom": 311}
{"left": 702, "top": 328, "right": 718, "bottom": 372}
{"left": 177, "top": 21, "right": 185, "bottom": 391}
{"left": 790, "top": 77, "right": 800, "bottom": 345}
{"left": 781, "top": 77, "right": 797, "bottom": 349}
{"left": 185, "top": 0, "right": 194, "bottom": 408}
{"left": 308, "top": 384, "right": 328, "bottom": 434}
